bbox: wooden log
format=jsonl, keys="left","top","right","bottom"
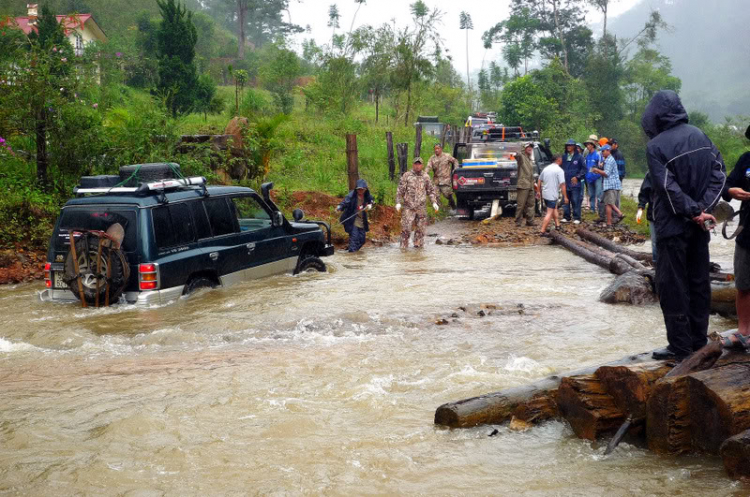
{"left": 434, "top": 350, "right": 656, "bottom": 428}
{"left": 386, "top": 131, "right": 396, "bottom": 181}
{"left": 510, "top": 392, "right": 558, "bottom": 424}
{"left": 345, "top": 133, "right": 359, "bottom": 191}
{"left": 575, "top": 228, "right": 653, "bottom": 264}
{"left": 720, "top": 429, "right": 750, "bottom": 479}
{"left": 550, "top": 230, "right": 634, "bottom": 275}
{"left": 396, "top": 143, "right": 408, "bottom": 176}
{"left": 687, "top": 355, "right": 750, "bottom": 454}
{"left": 414, "top": 124, "right": 422, "bottom": 158}
{"left": 557, "top": 374, "right": 626, "bottom": 440}
{"left": 596, "top": 361, "right": 673, "bottom": 421}
{"left": 646, "top": 375, "right": 692, "bottom": 454}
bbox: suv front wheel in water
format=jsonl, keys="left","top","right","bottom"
{"left": 294, "top": 256, "right": 327, "bottom": 274}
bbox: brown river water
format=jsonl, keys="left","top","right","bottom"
{"left": 0, "top": 179, "right": 744, "bottom": 496}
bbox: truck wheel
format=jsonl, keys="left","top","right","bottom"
{"left": 468, "top": 209, "right": 475, "bottom": 220}
{"left": 64, "top": 237, "right": 129, "bottom": 305}
{"left": 183, "top": 277, "right": 216, "bottom": 296}
{"left": 295, "top": 256, "right": 326, "bottom": 274}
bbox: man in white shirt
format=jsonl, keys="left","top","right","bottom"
{"left": 537, "top": 155, "right": 568, "bottom": 235}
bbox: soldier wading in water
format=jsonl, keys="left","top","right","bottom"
{"left": 396, "top": 157, "right": 439, "bottom": 248}
{"left": 426, "top": 143, "right": 459, "bottom": 215}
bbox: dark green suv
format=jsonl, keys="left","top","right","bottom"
{"left": 40, "top": 165, "right": 333, "bottom": 306}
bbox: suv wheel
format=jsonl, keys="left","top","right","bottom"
{"left": 294, "top": 256, "right": 327, "bottom": 274}
{"left": 184, "top": 277, "right": 217, "bottom": 295}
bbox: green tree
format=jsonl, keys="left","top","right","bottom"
{"left": 584, "top": 35, "right": 624, "bottom": 132}
{"left": 360, "top": 23, "right": 395, "bottom": 122}
{"left": 156, "top": 0, "right": 199, "bottom": 117}
{"left": 391, "top": 1, "right": 443, "bottom": 126}
{"left": 260, "top": 43, "right": 301, "bottom": 114}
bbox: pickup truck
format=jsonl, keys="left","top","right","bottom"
{"left": 452, "top": 127, "right": 553, "bottom": 219}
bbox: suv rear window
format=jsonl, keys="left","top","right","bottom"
{"left": 152, "top": 203, "right": 195, "bottom": 249}
{"left": 56, "top": 207, "right": 137, "bottom": 252}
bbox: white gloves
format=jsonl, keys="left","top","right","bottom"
{"left": 636, "top": 208, "right": 643, "bottom": 224}
{"left": 433, "top": 203, "right": 439, "bottom": 212}
{"left": 365, "top": 204, "right": 373, "bottom": 211}
{"left": 396, "top": 203, "right": 401, "bottom": 212}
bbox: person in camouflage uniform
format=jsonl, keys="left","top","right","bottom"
{"left": 426, "top": 143, "right": 459, "bottom": 212}
{"left": 396, "top": 157, "right": 439, "bottom": 248}
{"left": 515, "top": 142, "right": 537, "bottom": 227}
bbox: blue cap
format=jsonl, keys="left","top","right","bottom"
{"left": 565, "top": 139, "right": 576, "bottom": 145}
{"left": 601, "top": 144, "right": 612, "bottom": 151}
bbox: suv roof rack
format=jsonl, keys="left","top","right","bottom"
{"left": 73, "top": 176, "right": 207, "bottom": 197}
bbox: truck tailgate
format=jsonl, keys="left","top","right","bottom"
{"left": 453, "top": 167, "right": 518, "bottom": 192}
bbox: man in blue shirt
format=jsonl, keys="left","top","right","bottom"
{"left": 560, "top": 139, "right": 585, "bottom": 223}
{"left": 583, "top": 136, "right": 602, "bottom": 215}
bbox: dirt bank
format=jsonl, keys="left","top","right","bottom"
{"left": 0, "top": 246, "right": 46, "bottom": 285}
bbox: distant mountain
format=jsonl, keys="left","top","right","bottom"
{"left": 609, "top": 0, "right": 750, "bottom": 122}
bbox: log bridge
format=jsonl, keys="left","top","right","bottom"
{"left": 434, "top": 331, "right": 750, "bottom": 479}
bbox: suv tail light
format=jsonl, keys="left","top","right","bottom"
{"left": 44, "top": 262, "right": 51, "bottom": 288}
{"left": 453, "top": 174, "right": 458, "bottom": 190}
{"left": 139, "top": 263, "right": 159, "bottom": 291}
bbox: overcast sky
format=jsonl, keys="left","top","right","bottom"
{"left": 287, "top": 0, "right": 643, "bottom": 81}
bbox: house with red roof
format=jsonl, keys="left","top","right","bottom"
{"left": 8, "top": 4, "right": 107, "bottom": 55}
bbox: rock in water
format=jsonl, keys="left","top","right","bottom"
{"left": 599, "top": 271, "right": 656, "bottom": 305}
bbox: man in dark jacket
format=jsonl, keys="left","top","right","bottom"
{"left": 642, "top": 90, "right": 726, "bottom": 361}
{"left": 611, "top": 139, "right": 626, "bottom": 182}
{"left": 720, "top": 124, "right": 750, "bottom": 345}
{"left": 561, "top": 139, "right": 585, "bottom": 223}
{"left": 336, "top": 179, "right": 373, "bottom": 252}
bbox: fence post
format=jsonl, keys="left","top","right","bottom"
{"left": 386, "top": 131, "right": 396, "bottom": 181}
{"left": 346, "top": 133, "right": 359, "bottom": 191}
{"left": 414, "top": 124, "right": 422, "bottom": 158}
{"left": 396, "top": 142, "right": 408, "bottom": 176}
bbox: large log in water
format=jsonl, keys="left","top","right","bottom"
{"left": 646, "top": 375, "right": 692, "bottom": 454}
{"left": 549, "top": 231, "right": 636, "bottom": 275}
{"left": 556, "top": 374, "right": 626, "bottom": 440}
{"left": 687, "top": 356, "right": 750, "bottom": 454}
{"left": 434, "top": 351, "right": 655, "bottom": 428}
{"left": 575, "top": 228, "right": 653, "bottom": 264}
{"left": 595, "top": 361, "right": 672, "bottom": 421}
{"left": 721, "top": 429, "right": 750, "bottom": 479}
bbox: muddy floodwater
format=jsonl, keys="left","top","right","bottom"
{"left": 0, "top": 194, "right": 743, "bottom": 495}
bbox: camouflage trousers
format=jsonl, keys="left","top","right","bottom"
{"left": 436, "top": 184, "right": 453, "bottom": 200}
{"left": 400, "top": 208, "right": 427, "bottom": 248}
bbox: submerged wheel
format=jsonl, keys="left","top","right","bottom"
{"left": 183, "top": 277, "right": 217, "bottom": 295}
{"left": 64, "top": 236, "right": 129, "bottom": 305}
{"left": 294, "top": 256, "right": 326, "bottom": 274}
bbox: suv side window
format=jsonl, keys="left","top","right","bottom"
{"left": 190, "top": 201, "right": 212, "bottom": 240}
{"left": 231, "top": 196, "right": 271, "bottom": 232}
{"left": 152, "top": 203, "right": 195, "bottom": 249}
{"left": 204, "top": 198, "right": 237, "bottom": 237}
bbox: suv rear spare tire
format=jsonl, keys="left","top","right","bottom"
{"left": 294, "top": 256, "right": 327, "bottom": 274}
{"left": 64, "top": 236, "right": 130, "bottom": 305}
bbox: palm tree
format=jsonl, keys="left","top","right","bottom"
{"left": 459, "top": 11, "right": 473, "bottom": 89}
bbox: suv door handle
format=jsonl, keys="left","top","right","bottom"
{"left": 246, "top": 242, "right": 256, "bottom": 252}
{"left": 209, "top": 251, "right": 219, "bottom": 261}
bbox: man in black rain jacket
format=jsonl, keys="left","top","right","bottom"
{"left": 336, "top": 179, "right": 373, "bottom": 252}
{"left": 641, "top": 90, "right": 726, "bottom": 360}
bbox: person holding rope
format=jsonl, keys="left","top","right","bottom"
{"left": 336, "top": 179, "right": 373, "bottom": 252}
{"left": 721, "top": 124, "right": 750, "bottom": 348}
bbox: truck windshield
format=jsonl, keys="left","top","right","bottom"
{"left": 468, "top": 142, "right": 524, "bottom": 161}
{"left": 55, "top": 207, "right": 137, "bottom": 252}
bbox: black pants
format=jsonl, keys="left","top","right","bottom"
{"left": 655, "top": 225, "right": 711, "bottom": 357}
{"left": 347, "top": 226, "right": 366, "bottom": 252}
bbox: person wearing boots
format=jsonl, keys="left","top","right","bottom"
{"left": 426, "top": 143, "right": 459, "bottom": 215}
{"left": 515, "top": 142, "right": 537, "bottom": 227}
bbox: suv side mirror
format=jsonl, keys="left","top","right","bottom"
{"left": 272, "top": 211, "right": 284, "bottom": 227}
{"left": 544, "top": 138, "right": 551, "bottom": 148}
{"left": 292, "top": 209, "right": 304, "bottom": 222}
